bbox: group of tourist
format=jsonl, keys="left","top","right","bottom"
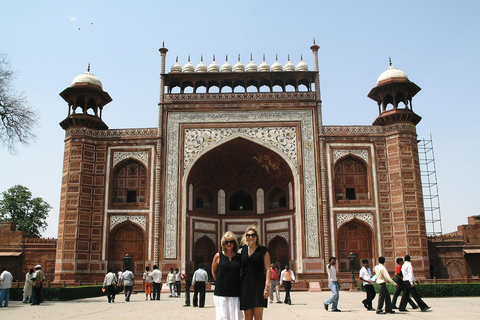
{"left": 356, "top": 255, "right": 431, "bottom": 314}
{"left": 0, "top": 264, "right": 45, "bottom": 307}
{"left": 268, "top": 263, "right": 296, "bottom": 305}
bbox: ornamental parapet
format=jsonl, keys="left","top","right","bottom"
{"left": 164, "top": 91, "right": 316, "bottom": 103}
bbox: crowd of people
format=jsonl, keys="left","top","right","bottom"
{"left": 1, "top": 232, "right": 431, "bottom": 319}
{"left": 355, "top": 255, "right": 431, "bottom": 314}
{"left": 0, "top": 264, "right": 45, "bottom": 307}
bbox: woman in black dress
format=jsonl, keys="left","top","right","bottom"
{"left": 212, "top": 231, "right": 243, "bottom": 320}
{"left": 240, "top": 225, "right": 271, "bottom": 320}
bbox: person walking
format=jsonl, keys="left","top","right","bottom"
{"left": 359, "top": 259, "right": 375, "bottom": 311}
{"left": 151, "top": 265, "right": 162, "bottom": 300}
{"left": 392, "top": 258, "right": 417, "bottom": 309}
{"left": 167, "top": 268, "right": 176, "bottom": 297}
{"left": 184, "top": 275, "right": 192, "bottom": 306}
{"left": 192, "top": 263, "right": 209, "bottom": 308}
{"left": 31, "top": 264, "right": 45, "bottom": 305}
{"left": 324, "top": 257, "right": 341, "bottom": 312}
{"left": 279, "top": 265, "right": 295, "bottom": 305}
{"left": 122, "top": 268, "right": 134, "bottom": 302}
{"left": 399, "top": 255, "right": 430, "bottom": 312}
{"left": 240, "top": 225, "right": 271, "bottom": 320}
{"left": 212, "top": 231, "right": 243, "bottom": 320}
{"left": 23, "top": 268, "right": 34, "bottom": 303}
{"left": 269, "top": 263, "right": 281, "bottom": 304}
{"left": 175, "top": 268, "right": 183, "bottom": 297}
{"left": 103, "top": 268, "right": 117, "bottom": 303}
{"left": 143, "top": 266, "right": 153, "bottom": 300}
{"left": 0, "top": 267, "right": 13, "bottom": 307}
{"left": 374, "top": 256, "right": 398, "bottom": 314}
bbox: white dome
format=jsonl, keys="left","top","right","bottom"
{"left": 233, "top": 55, "right": 245, "bottom": 72}
{"left": 284, "top": 55, "right": 295, "bottom": 72}
{"left": 258, "top": 55, "right": 270, "bottom": 72}
{"left": 208, "top": 56, "right": 220, "bottom": 72}
{"left": 171, "top": 56, "right": 182, "bottom": 73}
{"left": 221, "top": 56, "right": 232, "bottom": 72}
{"left": 246, "top": 55, "right": 258, "bottom": 72}
{"left": 196, "top": 56, "right": 207, "bottom": 73}
{"left": 183, "top": 56, "right": 195, "bottom": 73}
{"left": 296, "top": 55, "right": 308, "bottom": 71}
{"left": 71, "top": 64, "right": 103, "bottom": 89}
{"left": 377, "top": 63, "right": 409, "bottom": 85}
{"left": 271, "top": 55, "right": 283, "bottom": 72}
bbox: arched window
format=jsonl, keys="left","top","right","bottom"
{"left": 229, "top": 190, "right": 253, "bottom": 211}
{"left": 267, "top": 187, "right": 288, "bottom": 209}
{"left": 334, "top": 156, "right": 368, "bottom": 202}
{"left": 112, "top": 160, "right": 147, "bottom": 205}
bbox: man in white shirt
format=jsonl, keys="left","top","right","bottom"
{"left": 192, "top": 263, "right": 208, "bottom": 308}
{"left": 374, "top": 256, "right": 398, "bottom": 314}
{"left": 151, "top": 265, "right": 162, "bottom": 300}
{"left": 398, "top": 255, "right": 430, "bottom": 312}
{"left": 324, "top": 257, "right": 341, "bottom": 312}
{"left": 122, "top": 268, "right": 134, "bottom": 302}
{"left": 280, "top": 264, "right": 296, "bottom": 305}
{"left": 359, "top": 259, "right": 375, "bottom": 311}
{"left": 0, "top": 268, "right": 13, "bottom": 307}
{"left": 175, "top": 268, "right": 184, "bottom": 297}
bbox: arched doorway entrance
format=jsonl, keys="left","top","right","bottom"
{"left": 337, "top": 220, "right": 373, "bottom": 272}
{"left": 268, "top": 236, "right": 289, "bottom": 269}
{"left": 193, "top": 236, "right": 216, "bottom": 278}
{"left": 108, "top": 222, "right": 145, "bottom": 274}
{"left": 185, "top": 137, "right": 296, "bottom": 273}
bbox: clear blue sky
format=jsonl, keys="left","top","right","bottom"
{"left": 1, "top": 1, "right": 479, "bottom": 238}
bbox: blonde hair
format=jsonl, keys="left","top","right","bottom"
{"left": 221, "top": 231, "right": 239, "bottom": 252}
{"left": 241, "top": 225, "right": 261, "bottom": 246}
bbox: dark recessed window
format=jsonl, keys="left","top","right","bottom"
{"left": 127, "top": 190, "right": 137, "bottom": 203}
{"left": 346, "top": 188, "right": 356, "bottom": 200}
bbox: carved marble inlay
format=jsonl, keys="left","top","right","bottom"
{"left": 66, "top": 128, "right": 158, "bottom": 138}
{"left": 165, "top": 92, "right": 315, "bottom": 102}
{"left": 113, "top": 151, "right": 149, "bottom": 168}
{"left": 194, "top": 232, "right": 216, "bottom": 244}
{"left": 336, "top": 213, "right": 373, "bottom": 229}
{"left": 323, "top": 123, "right": 416, "bottom": 135}
{"left": 184, "top": 127, "right": 297, "bottom": 170}
{"left": 110, "top": 215, "right": 146, "bottom": 232}
{"left": 332, "top": 149, "right": 369, "bottom": 164}
{"left": 267, "top": 232, "right": 289, "bottom": 244}
{"left": 165, "top": 110, "right": 319, "bottom": 258}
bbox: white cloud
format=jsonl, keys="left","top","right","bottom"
{"left": 69, "top": 16, "right": 77, "bottom": 22}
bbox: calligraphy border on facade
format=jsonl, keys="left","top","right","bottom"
{"left": 165, "top": 110, "right": 320, "bottom": 259}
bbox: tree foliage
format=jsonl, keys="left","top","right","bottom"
{"left": 0, "top": 52, "right": 38, "bottom": 152}
{"left": 0, "top": 185, "right": 51, "bottom": 237}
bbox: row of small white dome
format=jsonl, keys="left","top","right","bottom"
{"left": 171, "top": 55, "right": 309, "bottom": 73}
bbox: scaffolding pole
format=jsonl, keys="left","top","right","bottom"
{"left": 418, "top": 133, "right": 443, "bottom": 236}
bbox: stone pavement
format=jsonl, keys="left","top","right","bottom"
{"left": 1, "top": 290, "right": 479, "bottom": 319}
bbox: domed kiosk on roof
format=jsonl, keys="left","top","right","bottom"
{"left": 171, "top": 56, "right": 182, "bottom": 73}
{"left": 59, "top": 64, "right": 112, "bottom": 130}
{"left": 70, "top": 64, "right": 104, "bottom": 90}
{"left": 368, "top": 58, "right": 421, "bottom": 126}
{"left": 376, "top": 59, "right": 409, "bottom": 85}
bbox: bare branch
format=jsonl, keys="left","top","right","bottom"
{"left": 0, "top": 52, "right": 38, "bottom": 152}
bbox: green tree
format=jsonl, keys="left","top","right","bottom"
{"left": 0, "top": 185, "right": 51, "bottom": 237}
{"left": 0, "top": 52, "right": 38, "bottom": 152}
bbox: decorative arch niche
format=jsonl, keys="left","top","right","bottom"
{"left": 334, "top": 155, "right": 369, "bottom": 202}
{"left": 111, "top": 159, "right": 147, "bottom": 206}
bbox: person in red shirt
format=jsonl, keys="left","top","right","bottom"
{"left": 269, "top": 263, "right": 281, "bottom": 303}
{"left": 392, "top": 258, "right": 418, "bottom": 309}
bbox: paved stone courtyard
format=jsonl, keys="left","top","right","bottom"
{"left": 1, "top": 291, "right": 479, "bottom": 319}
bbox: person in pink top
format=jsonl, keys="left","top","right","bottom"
{"left": 269, "top": 263, "right": 281, "bottom": 303}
